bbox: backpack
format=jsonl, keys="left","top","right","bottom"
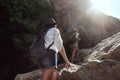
{"left": 29, "top": 31, "right": 54, "bottom": 66}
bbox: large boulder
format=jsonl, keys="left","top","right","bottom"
{"left": 74, "top": 32, "right": 120, "bottom": 63}
{"left": 85, "top": 32, "right": 120, "bottom": 62}
{"left": 15, "top": 32, "right": 120, "bottom": 80}
{"left": 15, "top": 70, "right": 42, "bottom": 80}
{"left": 60, "top": 32, "right": 120, "bottom": 80}
{"left": 50, "top": 0, "right": 120, "bottom": 48}
{"left": 14, "top": 1, "right": 120, "bottom": 80}
{"left": 15, "top": 60, "right": 120, "bottom": 80}
{"left": 60, "top": 60, "right": 120, "bottom": 80}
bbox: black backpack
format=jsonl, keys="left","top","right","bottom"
{"left": 29, "top": 31, "right": 54, "bottom": 66}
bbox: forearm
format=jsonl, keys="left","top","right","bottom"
{"left": 60, "top": 47, "right": 70, "bottom": 64}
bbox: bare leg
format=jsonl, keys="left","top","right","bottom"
{"left": 71, "top": 49, "right": 76, "bottom": 63}
{"left": 41, "top": 69, "right": 51, "bottom": 80}
{"left": 41, "top": 68, "right": 56, "bottom": 80}
{"left": 51, "top": 69, "right": 57, "bottom": 80}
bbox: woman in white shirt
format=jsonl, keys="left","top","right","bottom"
{"left": 41, "top": 18, "right": 72, "bottom": 80}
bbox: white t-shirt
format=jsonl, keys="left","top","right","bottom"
{"left": 44, "top": 28, "right": 63, "bottom": 53}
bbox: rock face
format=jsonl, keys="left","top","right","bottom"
{"left": 85, "top": 32, "right": 120, "bottom": 62}
{"left": 14, "top": 0, "right": 120, "bottom": 80}
{"left": 15, "top": 70, "right": 42, "bottom": 80}
{"left": 15, "top": 32, "right": 120, "bottom": 80}
{"left": 60, "top": 60, "right": 120, "bottom": 80}
{"left": 75, "top": 32, "right": 120, "bottom": 63}
{"left": 59, "top": 32, "right": 120, "bottom": 80}
{"left": 50, "top": 0, "right": 120, "bottom": 48}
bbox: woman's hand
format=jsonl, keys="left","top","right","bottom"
{"left": 65, "top": 62, "right": 74, "bottom": 69}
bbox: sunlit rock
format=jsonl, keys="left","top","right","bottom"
{"left": 50, "top": 0, "right": 120, "bottom": 48}
{"left": 60, "top": 60, "right": 120, "bottom": 80}
{"left": 86, "top": 32, "right": 120, "bottom": 62}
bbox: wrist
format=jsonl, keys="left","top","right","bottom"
{"left": 66, "top": 61, "right": 70, "bottom": 65}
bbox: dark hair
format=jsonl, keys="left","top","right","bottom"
{"left": 46, "top": 18, "right": 57, "bottom": 26}
{"left": 41, "top": 24, "right": 53, "bottom": 33}
{"left": 37, "top": 18, "right": 57, "bottom": 37}
{"left": 43, "top": 18, "right": 57, "bottom": 32}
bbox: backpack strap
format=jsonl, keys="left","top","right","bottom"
{"left": 45, "top": 28, "right": 54, "bottom": 49}
{"left": 46, "top": 41, "right": 54, "bottom": 49}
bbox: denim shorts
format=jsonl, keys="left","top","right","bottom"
{"left": 39, "top": 49, "right": 57, "bottom": 69}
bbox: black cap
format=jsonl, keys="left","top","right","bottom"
{"left": 46, "top": 18, "right": 57, "bottom": 25}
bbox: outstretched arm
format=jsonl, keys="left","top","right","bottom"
{"left": 60, "top": 47, "right": 71, "bottom": 68}
{"left": 53, "top": 28, "right": 73, "bottom": 68}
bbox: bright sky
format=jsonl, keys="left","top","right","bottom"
{"left": 90, "top": 0, "right": 120, "bottom": 18}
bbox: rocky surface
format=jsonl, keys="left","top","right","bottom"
{"left": 85, "top": 32, "right": 120, "bottom": 62}
{"left": 60, "top": 60, "right": 120, "bottom": 80}
{"left": 15, "top": 70, "right": 42, "bottom": 80}
{"left": 50, "top": 0, "right": 120, "bottom": 48}
{"left": 15, "top": 32, "right": 120, "bottom": 80}
{"left": 1, "top": 0, "right": 120, "bottom": 80}
{"left": 15, "top": 60, "right": 120, "bottom": 80}
{"left": 14, "top": 0, "right": 120, "bottom": 80}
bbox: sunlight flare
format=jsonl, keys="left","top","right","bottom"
{"left": 90, "top": 0, "right": 113, "bottom": 16}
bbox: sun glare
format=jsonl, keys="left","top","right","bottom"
{"left": 90, "top": 0, "right": 112, "bottom": 16}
